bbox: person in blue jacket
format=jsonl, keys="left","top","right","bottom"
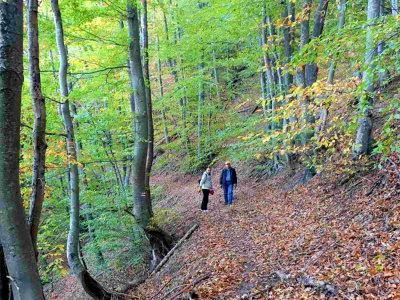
{"left": 220, "top": 161, "right": 237, "bottom": 205}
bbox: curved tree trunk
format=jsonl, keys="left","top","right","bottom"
{"left": 0, "top": 1, "right": 44, "bottom": 299}
{"left": 27, "top": 0, "right": 47, "bottom": 258}
{"left": 50, "top": 0, "right": 111, "bottom": 298}
{"left": 127, "top": 0, "right": 151, "bottom": 228}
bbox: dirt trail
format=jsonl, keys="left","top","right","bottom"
{"left": 128, "top": 166, "right": 400, "bottom": 299}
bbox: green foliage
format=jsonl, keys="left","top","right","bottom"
{"left": 18, "top": 0, "right": 400, "bottom": 285}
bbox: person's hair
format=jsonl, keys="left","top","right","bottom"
{"left": 225, "top": 161, "right": 231, "bottom": 165}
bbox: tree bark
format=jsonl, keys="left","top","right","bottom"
{"left": 281, "top": 0, "right": 296, "bottom": 170}
{"left": 392, "top": 0, "right": 398, "bottom": 16}
{"left": 261, "top": 7, "right": 276, "bottom": 131}
{"left": 319, "top": 0, "right": 346, "bottom": 132}
{"left": 377, "top": 0, "right": 388, "bottom": 88}
{"left": 327, "top": 0, "right": 346, "bottom": 85}
{"left": 306, "top": 0, "right": 330, "bottom": 87}
{"left": 141, "top": 0, "right": 154, "bottom": 212}
{"left": 296, "top": 0, "right": 312, "bottom": 88}
{"left": 212, "top": 50, "right": 220, "bottom": 100}
{"left": 259, "top": 69, "right": 269, "bottom": 133}
{"left": 50, "top": 0, "right": 111, "bottom": 298}
{"left": 0, "top": 1, "right": 44, "bottom": 299}
{"left": 26, "top": 0, "right": 47, "bottom": 258}
{"left": 282, "top": 0, "right": 294, "bottom": 92}
{"left": 353, "top": 0, "right": 380, "bottom": 157}
{"left": 197, "top": 57, "right": 204, "bottom": 160}
{"left": 127, "top": 0, "right": 151, "bottom": 228}
{"left": 156, "top": 34, "right": 170, "bottom": 144}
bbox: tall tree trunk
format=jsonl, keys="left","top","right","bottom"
{"left": 353, "top": 0, "right": 380, "bottom": 157}
{"left": 27, "top": 0, "right": 47, "bottom": 258}
{"left": 212, "top": 49, "right": 220, "bottom": 100}
{"left": 141, "top": 0, "right": 154, "bottom": 211}
{"left": 327, "top": 0, "right": 346, "bottom": 85}
{"left": 306, "top": 0, "right": 330, "bottom": 87}
{"left": 259, "top": 69, "right": 269, "bottom": 133}
{"left": 156, "top": 34, "right": 170, "bottom": 144}
{"left": 0, "top": 1, "right": 44, "bottom": 299}
{"left": 127, "top": 0, "right": 151, "bottom": 228}
{"left": 378, "top": 0, "right": 388, "bottom": 88}
{"left": 282, "top": 0, "right": 294, "bottom": 92}
{"left": 197, "top": 57, "right": 204, "bottom": 160}
{"left": 392, "top": 0, "right": 398, "bottom": 15}
{"left": 296, "top": 0, "right": 312, "bottom": 88}
{"left": 50, "top": 1, "right": 111, "bottom": 298}
{"left": 261, "top": 7, "right": 276, "bottom": 132}
{"left": 319, "top": 0, "right": 346, "bottom": 132}
{"left": 281, "top": 0, "right": 296, "bottom": 171}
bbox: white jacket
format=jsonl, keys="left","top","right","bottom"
{"left": 199, "top": 172, "right": 213, "bottom": 190}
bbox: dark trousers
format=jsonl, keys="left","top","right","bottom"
{"left": 201, "top": 189, "right": 210, "bottom": 210}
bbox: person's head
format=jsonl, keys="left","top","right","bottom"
{"left": 206, "top": 167, "right": 211, "bottom": 174}
{"left": 225, "top": 161, "right": 231, "bottom": 169}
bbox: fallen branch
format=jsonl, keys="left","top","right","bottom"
{"left": 365, "top": 175, "right": 384, "bottom": 196}
{"left": 151, "top": 265, "right": 186, "bottom": 300}
{"left": 152, "top": 224, "right": 199, "bottom": 275}
{"left": 325, "top": 180, "right": 363, "bottom": 200}
{"left": 167, "top": 274, "right": 210, "bottom": 300}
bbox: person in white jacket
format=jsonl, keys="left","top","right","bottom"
{"left": 199, "top": 167, "right": 213, "bottom": 212}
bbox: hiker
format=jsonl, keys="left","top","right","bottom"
{"left": 220, "top": 161, "right": 237, "bottom": 205}
{"left": 199, "top": 167, "right": 213, "bottom": 212}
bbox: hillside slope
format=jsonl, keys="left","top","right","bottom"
{"left": 127, "top": 163, "right": 400, "bottom": 299}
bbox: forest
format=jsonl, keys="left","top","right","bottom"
{"left": 0, "top": 0, "right": 399, "bottom": 299}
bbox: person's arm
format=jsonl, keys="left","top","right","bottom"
{"left": 199, "top": 173, "right": 206, "bottom": 187}
{"left": 233, "top": 169, "right": 238, "bottom": 185}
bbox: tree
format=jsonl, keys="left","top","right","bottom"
{"left": 127, "top": 0, "right": 152, "bottom": 228}
{"left": 27, "top": 0, "right": 47, "bottom": 258}
{"left": 0, "top": 0, "right": 44, "bottom": 298}
{"left": 197, "top": 57, "right": 204, "bottom": 160}
{"left": 50, "top": 0, "right": 111, "bottom": 298}
{"left": 141, "top": 0, "right": 155, "bottom": 212}
{"left": 306, "top": 0, "right": 330, "bottom": 87}
{"left": 353, "top": 0, "right": 380, "bottom": 157}
{"left": 156, "top": 34, "right": 170, "bottom": 144}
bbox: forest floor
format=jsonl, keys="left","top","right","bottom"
{"left": 125, "top": 162, "right": 400, "bottom": 300}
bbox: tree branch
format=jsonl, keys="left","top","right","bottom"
{"left": 21, "top": 123, "right": 67, "bottom": 137}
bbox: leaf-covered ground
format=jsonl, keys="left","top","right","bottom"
{"left": 127, "top": 163, "right": 400, "bottom": 300}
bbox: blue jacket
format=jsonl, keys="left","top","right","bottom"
{"left": 220, "top": 168, "right": 237, "bottom": 186}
